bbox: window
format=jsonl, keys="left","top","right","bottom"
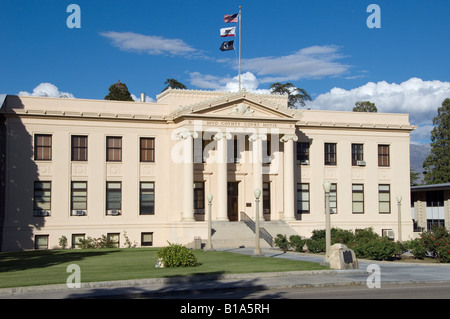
{"left": 297, "top": 142, "right": 310, "bottom": 164}
{"left": 297, "top": 183, "right": 310, "bottom": 214}
{"left": 72, "top": 234, "right": 85, "bottom": 249}
{"left": 71, "top": 136, "right": 88, "bottom": 161}
{"left": 141, "top": 232, "right": 153, "bottom": 246}
{"left": 34, "top": 134, "right": 52, "bottom": 160}
{"left": 379, "top": 184, "right": 391, "bottom": 214}
{"left": 35, "top": 235, "right": 49, "bottom": 250}
{"left": 34, "top": 181, "right": 51, "bottom": 216}
{"left": 106, "top": 182, "right": 122, "bottom": 215}
{"left": 71, "top": 182, "right": 87, "bottom": 216}
{"left": 352, "top": 184, "right": 364, "bottom": 214}
{"left": 106, "top": 137, "right": 122, "bottom": 162}
{"left": 351, "top": 144, "right": 364, "bottom": 166}
{"left": 329, "top": 183, "right": 338, "bottom": 214}
{"left": 263, "top": 182, "right": 271, "bottom": 215}
{"left": 378, "top": 145, "right": 390, "bottom": 167}
{"left": 107, "top": 233, "right": 120, "bottom": 248}
{"left": 324, "top": 143, "right": 337, "bottom": 165}
{"left": 140, "top": 182, "right": 155, "bottom": 215}
{"left": 194, "top": 182, "right": 205, "bottom": 213}
{"left": 140, "top": 137, "right": 155, "bottom": 162}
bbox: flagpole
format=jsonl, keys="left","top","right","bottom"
{"left": 238, "top": 5, "right": 242, "bottom": 91}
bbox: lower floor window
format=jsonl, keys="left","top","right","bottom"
{"left": 141, "top": 232, "right": 153, "bottom": 246}
{"left": 297, "top": 183, "right": 310, "bottom": 214}
{"left": 72, "top": 234, "right": 85, "bottom": 249}
{"left": 35, "top": 235, "right": 49, "bottom": 249}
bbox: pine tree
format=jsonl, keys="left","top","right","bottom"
{"left": 162, "top": 79, "right": 187, "bottom": 92}
{"left": 269, "top": 82, "right": 311, "bottom": 108}
{"left": 104, "top": 80, "right": 134, "bottom": 101}
{"left": 353, "top": 101, "right": 377, "bottom": 112}
{"left": 422, "top": 98, "right": 450, "bottom": 184}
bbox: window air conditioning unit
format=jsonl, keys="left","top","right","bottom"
{"left": 108, "top": 210, "right": 121, "bottom": 216}
{"left": 301, "top": 160, "right": 309, "bottom": 165}
{"left": 330, "top": 208, "right": 337, "bottom": 214}
{"left": 73, "top": 210, "right": 86, "bottom": 216}
{"left": 357, "top": 160, "right": 366, "bottom": 166}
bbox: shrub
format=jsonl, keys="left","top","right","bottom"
{"left": 354, "top": 237, "right": 396, "bottom": 261}
{"left": 58, "top": 235, "right": 68, "bottom": 249}
{"left": 305, "top": 238, "right": 325, "bottom": 253}
{"left": 274, "top": 234, "right": 290, "bottom": 252}
{"left": 289, "top": 235, "right": 305, "bottom": 252}
{"left": 155, "top": 243, "right": 200, "bottom": 268}
{"left": 78, "top": 235, "right": 118, "bottom": 249}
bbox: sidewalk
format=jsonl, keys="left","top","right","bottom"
{"left": 2, "top": 247, "right": 450, "bottom": 299}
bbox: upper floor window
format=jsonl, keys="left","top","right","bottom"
{"left": 324, "top": 143, "right": 337, "bottom": 165}
{"left": 297, "top": 142, "right": 310, "bottom": 164}
{"left": 34, "top": 134, "right": 52, "bottom": 161}
{"left": 106, "top": 137, "right": 122, "bottom": 162}
{"left": 140, "top": 137, "right": 155, "bottom": 162}
{"left": 378, "top": 145, "right": 390, "bottom": 167}
{"left": 71, "top": 136, "right": 88, "bottom": 161}
{"left": 351, "top": 144, "right": 364, "bottom": 166}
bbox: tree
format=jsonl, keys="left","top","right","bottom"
{"left": 104, "top": 80, "right": 134, "bottom": 101}
{"left": 410, "top": 168, "right": 421, "bottom": 186}
{"left": 162, "top": 79, "right": 187, "bottom": 92}
{"left": 422, "top": 98, "right": 450, "bottom": 184}
{"left": 269, "top": 82, "right": 311, "bottom": 108}
{"left": 353, "top": 101, "right": 377, "bottom": 112}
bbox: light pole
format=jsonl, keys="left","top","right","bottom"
{"left": 323, "top": 181, "right": 331, "bottom": 261}
{"left": 254, "top": 188, "right": 263, "bottom": 257}
{"left": 205, "top": 194, "right": 214, "bottom": 250}
{"left": 397, "top": 195, "right": 402, "bottom": 242}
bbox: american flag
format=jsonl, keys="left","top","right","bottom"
{"left": 224, "top": 13, "right": 238, "bottom": 23}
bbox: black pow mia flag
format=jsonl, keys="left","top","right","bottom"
{"left": 220, "top": 40, "right": 235, "bottom": 51}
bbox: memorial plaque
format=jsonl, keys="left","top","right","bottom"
{"left": 342, "top": 250, "right": 353, "bottom": 264}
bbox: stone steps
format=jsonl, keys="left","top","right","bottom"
{"left": 210, "top": 220, "right": 299, "bottom": 249}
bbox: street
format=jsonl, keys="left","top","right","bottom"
{"left": 104, "top": 282, "right": 450, "bottom": 299}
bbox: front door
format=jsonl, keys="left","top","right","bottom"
{"left": 227, "top": 182, "right": 239, "bottom": 221}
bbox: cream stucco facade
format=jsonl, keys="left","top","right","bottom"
{"left": 0, "top": 89, "right": 416, "bottom": 251}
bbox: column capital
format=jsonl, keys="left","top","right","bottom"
{"left": 213, "top": 132, "right": 232, "bottom": 141}
{"left": 280, "top": 134, "right": 298, "bottom": 143}
{"left": 248, "top": 133, "right": 267, "bottom": 142}
{"left": 176, "top": 130, "right": 198, "bottom": 140}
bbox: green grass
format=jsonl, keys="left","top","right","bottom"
{"left": 0, "top": 248, "right": 328, "bottom": 289}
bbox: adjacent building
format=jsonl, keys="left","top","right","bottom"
{"left": 0, "top": 89, "right": 416, "bottom": 251}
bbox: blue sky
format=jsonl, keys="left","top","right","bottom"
{"left": 1, "top": 0, "right": 450, "bottom": 144}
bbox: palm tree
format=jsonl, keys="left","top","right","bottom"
{"left": 270, "top": 82, "right": 311, "bottom": 108}
{"left": 162, "top": 79, "right": 187, "bottom": 92}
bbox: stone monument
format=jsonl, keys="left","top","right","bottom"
{"left": 328, "top": 243, "right": 359, "bottom": 270}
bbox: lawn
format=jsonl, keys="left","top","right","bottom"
{"left": 0, "top": 248, "right": 328, "bottom": 289}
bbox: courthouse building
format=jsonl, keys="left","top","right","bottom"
{"left": 0, "top": 89, "right": 416, "bottom": 251}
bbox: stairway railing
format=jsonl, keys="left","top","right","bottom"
{"left": 240, "top": 212, "right": 274, "bottom": 247}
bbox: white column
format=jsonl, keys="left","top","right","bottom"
{"left": 177, "top": 131, "right": 197, "bottom": 222}
{"left": 214, "top": 132, "right": 231, "bottom": 221}
{"left": 249, "top": 133, "right": 266, "bottom": 220}
{"left": 280, "top": 134, "right": 298, "bottom": 221}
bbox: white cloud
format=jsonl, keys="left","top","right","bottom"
{"left": 18, "top": 83, "right": 75, "bottom": 98}
{"left": 241, "top": 45, "right": 350, "bottom": 83}
{"left": 189, "top": 71, "right": 271, "bottom": 94}
{"left": 307, "top": 78, "right": 450, "bottom": 126}
{"left": 100, "top": 31, "right": 197, "bottom": 56}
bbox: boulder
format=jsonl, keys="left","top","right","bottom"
{"left": 329, "top": 244, "right": 358, "bottom": 270}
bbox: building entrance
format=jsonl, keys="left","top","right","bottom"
{"left": 227, "top": 182, "right": 239, "bottom": 221}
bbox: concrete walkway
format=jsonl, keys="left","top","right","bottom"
{"left": 2, "top": 247, "right": 450, "bottom": 299}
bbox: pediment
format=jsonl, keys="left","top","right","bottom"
{"left": 170, "top": 91, "right": 301, "bottom": 120}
